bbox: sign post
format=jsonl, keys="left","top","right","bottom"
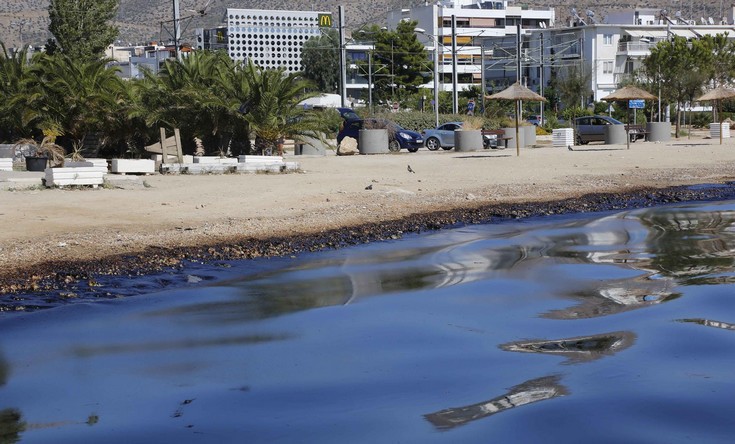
{"left": 629, "top": 99, "right": 644, "bottom": 125}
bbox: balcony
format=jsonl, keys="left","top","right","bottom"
{"left": 617, "top": 41, "right": 653, "bottom": 56}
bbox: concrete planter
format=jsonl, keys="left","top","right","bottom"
{"left": 503, "top": 128, "right": 525, "bottom": 149}
{"left": 604, "top": 125, "right": 627, "bottom": 144}
{"left": 294, "top": 135, "right": 328, "bottom": 156}
{"left": 454, "top": 130, "right": 484, "bottom": 152}
{"left": 523, "top": 126, "right": 537, "bottom": 146}
{"left": 646, "top": 122, "right": 671, "bottom": 142}
{"left": 358, "top": 129, "right": 390, "bottom": 154}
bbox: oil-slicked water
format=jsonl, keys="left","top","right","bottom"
{"left": 2, "top": 201, "right": 735, "bottom": 443}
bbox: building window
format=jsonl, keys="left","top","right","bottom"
{"left": 603, "top": 34, "right": 613, "bottom": 45}
{"left": 603, "top": 61, "right": 613, "bottom": 74}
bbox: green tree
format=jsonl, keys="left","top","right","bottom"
{"left": 133, "top": 50, "right": 251, "bottom": 155}
{"left": 371, "top": 20, "right": 429, "bottom": 104}
{"left": 695, "top": 33, "right": 735, "bottom": 87}
{"left": 48, "top": 0, "right": 119, "bottom": 60}
{"left": 0, "top": 43, "right": 35, "bottom": 141}
{"left": 550, "top": 62, "right": 592, "bottom": 110}
{"left": 239, "top": 61, "right": 327, "bottom": 154}
{"left": 642, "top": 36, "right": 705, "bottom": 137}
{"left": 12, "top": 53, "right": 127, "bottom": 145}
{"left": 301, "top": 29, "right": 340, "bottom": 93}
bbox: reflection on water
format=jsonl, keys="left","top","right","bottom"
{"left": 4, "top": 201, "right": 735, "bottom": 441}
{"left": 70, "top": 334, "right": 289, "bottom": 358}
{"left": 424, "top": 375, "right": 567, "bottom": 430}
{"left": 678, "top": 318, "right": 735, "bottom": 331}
{"left": 500, "top": 331, "right": 636, "bottom": 364}
{"left": 0, "top": 409, "right": 24, "bottom": 444}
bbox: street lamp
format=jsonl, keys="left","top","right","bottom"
{"left": 415, "top": 27, "right": 440, "bottom": 128}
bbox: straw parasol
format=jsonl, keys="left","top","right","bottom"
{"left": 695, "top": 86, "right": 735, "bottom": 145}
{"left": 486, "top": 82, "right": 546, "bottom": 156}
{"left": 602, "top": 86, "right": 657, "bottom": 150}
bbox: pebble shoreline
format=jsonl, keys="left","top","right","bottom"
{"left": 3, "top": 182, "right": 735, "bottom": 312}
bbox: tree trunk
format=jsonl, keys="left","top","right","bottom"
{"left": 675, "top": 102, "right": 681, "bottom": 138}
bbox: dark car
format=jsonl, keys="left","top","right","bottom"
{"left": 574, "top": 115, "right": 645, "bottom": 144}
{"left": 337, "top": 118, "right": 424, "bottom": 152}
{"left": 337, "top": 107, "right": 359, "bottom": 120}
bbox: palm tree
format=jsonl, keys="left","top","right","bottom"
{"left": 133, "top": 50, "right": 251, "bottom": 155}
{"left": 0, "top": 43, "right": 35, "bottom": 141}
{"left": 240, "top": 61, "right": 324, "bottom": 154}
{"left": 12, "top": 53, "right": 127, "bottom": 148}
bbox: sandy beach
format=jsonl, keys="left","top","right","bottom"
{"left": 2, "top": 132, "right": 735, "bottom": 291}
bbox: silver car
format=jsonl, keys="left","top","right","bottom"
{"left": 574, "top": 115, "right": 645, "bottom": 144}
{"left": 422, "top": 122, "right": 496, "bottom": 150}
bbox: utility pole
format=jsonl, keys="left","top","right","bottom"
{"left": 539, "top": 32, "right": 544, "bottom": 125}
{"left": 339, "top": 6, "right": 347, "bottom": 107}
{"left": 451, "top": 15, "right": 458, "bottom": 114}
{"left": 368, "top": 51, "right": 373, "bottom": 113}
{"left": 172, "top": 0, "right": 181, "bottom": 59}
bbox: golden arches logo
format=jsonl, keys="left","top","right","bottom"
{"left": 318, "top": 14, "right": 333, "bottom": 28}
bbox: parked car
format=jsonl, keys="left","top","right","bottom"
{"left": 337, "top": 118, "right": 424, "bottom": 152}
{"left": 573, "top": 115, "right": 645, "bottom": 144}
{"left": 337, "top": 107, "right": 359, "bottom": 120}
{"left": 422, "top": 122, "right": 497, "bottom": 150}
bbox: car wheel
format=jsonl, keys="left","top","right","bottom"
{"left": 576, "top": 134, "right": 588, "bottom": 145}
{"left": 407, "top": 146, "right": 419, "bottom": 153}
{"left": 425, "top": 137, "right": 441, "bottom": 151}
{"left": 388, "top": 140, "right": 401, "bottom": 153}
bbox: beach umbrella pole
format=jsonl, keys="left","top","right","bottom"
{"left": 515, "top": 100, "right": 520, "bottom": 157}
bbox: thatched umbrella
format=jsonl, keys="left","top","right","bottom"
{"left": 695, "top": 86, "right": 735, "bottom": 145}
{"left": 486, "top": 82, "right": 547, "bottom": 157}
{"left": 601, "top": 86, "right": 657, "bottom": 150}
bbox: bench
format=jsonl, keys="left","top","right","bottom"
{"left": 482, "top": 129, "right": 513, "bottom": 148}
{"left": 145, "top": 128, "right": 184, "bottom": 163}
{"left": 625, "top": 124, "right": 649, "bottom": 141}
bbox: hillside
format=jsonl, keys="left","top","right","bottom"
{"left": 0, "top": 0, "right": 726, "bottom": 49}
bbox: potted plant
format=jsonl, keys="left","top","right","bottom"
{"left": 455, "top": 116, "right": 485, "bottom": 152}
{"left": 358, "top": 119, "right": 391, "bottom": 154}
{"left": 13, "top": 137, "right": 65, "bottom": 172}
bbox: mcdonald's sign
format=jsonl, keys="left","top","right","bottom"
{"left": 318, "top": 13, "right": 333, "bottom": 28}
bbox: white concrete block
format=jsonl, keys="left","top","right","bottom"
{"left": 111, "top": 159, "right": 156, "bottom": 174}
{"left": 44, "top": 167, "right": 105, "bottom": 187}
{"left": 193, "top": 156, "right": 239, "bottom": 165}
{"left": 0, "top": 158, "right": 12, "bottom": 171}
{"left": 238, "top": 155, "right": 284, "bottom": 164}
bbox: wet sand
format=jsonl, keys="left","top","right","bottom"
{"left": 1, "top": 131, "right": 735, "bottom": 294}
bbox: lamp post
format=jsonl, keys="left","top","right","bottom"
{"left": 415, "top": 28, "right": 440, "bottom": 128}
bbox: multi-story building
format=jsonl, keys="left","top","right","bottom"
{"left": 523, "top": 9, "right": 735, "bottom": 106}
{"left": 105, "top": 43, "right": 175, "bottom": 79}
{"left": 385, "top": 0, "right": 555, "bottom": 93}
{"left": 195, "top": 8, "right": 333, "bottom": 73}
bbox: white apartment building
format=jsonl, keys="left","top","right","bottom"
{"left": 523, "top": 9, "right": 735, "bottom": 106}
{"left": 195, "top": 8, "right": 332, "bottom": 73}
{"left": 386, "top": 0, "right": 555, "bottom": 92}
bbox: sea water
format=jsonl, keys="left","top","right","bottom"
{"left": 2, "top": 201, "right": 735, "bottom": 443}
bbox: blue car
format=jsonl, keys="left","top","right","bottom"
{"left": 337, "top": 118, "right": 424, "bottom": 152}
